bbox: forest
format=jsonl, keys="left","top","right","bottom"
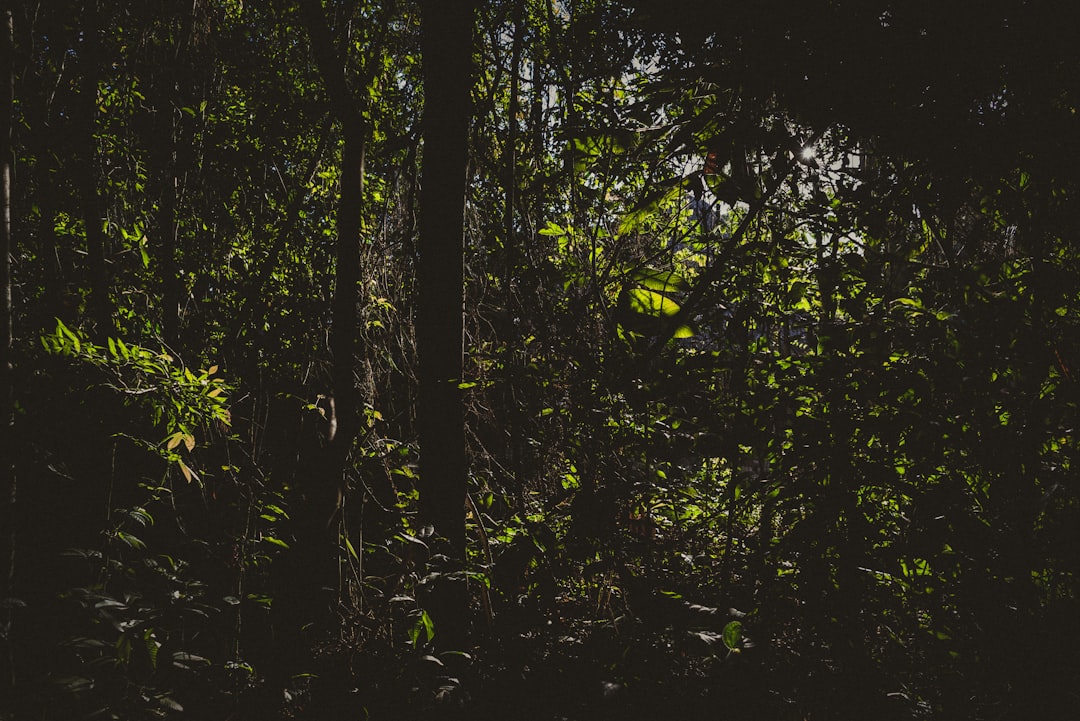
{"left": 2, "top": 1, "right": 1080, "bottom": 719}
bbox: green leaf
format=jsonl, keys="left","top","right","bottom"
{"left": 421, "top": 609, "right": 435, "bottom": 642}
{"left": 632, "top": 266, "right": 689, "bottom": 293}
{"left": 144, "top": 628, "right": 160, "bottom": 668}
{"left": 158, "top": 697, "right": 184, "bottom": 712}
{"left": 116, "top": 531, "right": 145, "bottom": 550}
{"left": 627, "top": 287, "right": 681, "bottom": 317}
{"left": 56, "top": 319, "right": 81, "bottom": 352}
{"left": 395, "top": 532, "right": 429, "bottom": 548}
{"left": 128, "top": 507, "right": 154, "bottom": 526}
{"left": 893, "top": 297, "right": 924, "bottom": 312}
{"left": 539, "top": 220, "right": 565, "bottom": 236}
{"left": 410, "top": 610, "right": 436, "bottom": 647}
{"left": 722, "top": 620, "right": 743, "bottom": 651}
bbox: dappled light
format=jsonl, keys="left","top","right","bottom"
{"left": 2, "top": 2, "right": 1080, "bottom": 720}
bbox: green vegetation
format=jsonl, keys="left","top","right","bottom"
{"left": 2, "top": 2, "right": 1079, "bottom": 719}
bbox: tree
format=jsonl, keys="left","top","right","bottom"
{"left": 416, "top": 0, "right": 476, "bottom": 649}
{"left": 76, "top": 0, "right": 113, "bottom": 337}
{"left": 246, "top": 0, "right": 380, "bottom": 699}
{"left": 0, "top": 0, "right": 14, "bottom": 708}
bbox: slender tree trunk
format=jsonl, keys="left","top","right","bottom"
{"left": 0, "top": 0, "right": 15, "bottom": 706}
{"left": 504, "top": 0, "right": 522, "bottom": 252}
{"left": 262, "top": 119, "right": 366, "bottom": 710}
{"left": 157, "top": 1, "right": 200, "bottom": 351}
{"left": 416, "top": 0, "right": 475, "bottom": 649}
{"left": 38, "top": 152, "right": 64, "bottom": 323}
{"left": 248, "top": 7, "right": 370, "bottom": 710}
{"left": 328, "top": 119, "right": 365, "bottom": 469}
{"left": 290, "top": 0, "right": 368, "bottom": 601}
{"left": 154, "top": 103, "right": 181, "bottom": 349}
{"left": 78, "top": 0, "right": 111, "bottom": 337}
{"left": 503, "top": 0, "right": 530, "bottom": 520}
{"left": 528, "top": 56, "right": 545, "bottom": 236}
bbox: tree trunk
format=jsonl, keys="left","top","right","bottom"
{"left": 288, "top": 0, "right": 367, "bottom": 611}
{"left": 78, "top": 0, "right": 111, "bottom": 337}
{"left": 154, "top": 101, "right": 181, "bottom": 349}
{"left": 416, "top": 0, "right": 475, "bottom": 650}
{"left": 251, "top": 6, "right": 369, "bottom": 708}
{"left": 0, "top": 0, "right": 14, "bottom": 706}
{"left": 504, "top": 0, "right": 522, "bottom": 252}
{"left": 262, "top": 121, "right": 365, "bottom": 709}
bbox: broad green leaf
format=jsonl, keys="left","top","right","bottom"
{"left": 627, "top": 287, "right": 681, "bottom": 317}
{"left": 410, "top": 610, "right": 436, "bottom": 647}
{"left": 632, "top": 266, "right": 689, "bottom": 293}
{"left": 144, "top": 629, "right": 160, "bottom": 668}
{"left": 893, "top": 297, "right": 924, "bottom": 310}
{"left": 116, "top": 531, "right": 145, "bottom": 550}
{"left": 539, "top": 220, "right": 565, "bottom": 237}
{"left": 722, "top": 620, "right": 743, "bottom": 650}
{"left": 421, "top": 610, "right": 435, "bottom": 642}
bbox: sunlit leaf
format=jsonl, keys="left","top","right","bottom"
{"left": 722, "top": 620, "right": 743, "bottom": 651}
{"left": 626, "top": 287, "right": 681, "bottom": 317}
{"left": 178, "top": 459, "right": 195, "bottom": 483}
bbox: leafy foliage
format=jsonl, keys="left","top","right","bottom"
{"left": 3, "top": 1, "right": 1080, "bottom": 720}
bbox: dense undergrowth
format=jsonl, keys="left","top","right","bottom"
{"left": 4, "top": 1, "right": 1080, "bottom": 720}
